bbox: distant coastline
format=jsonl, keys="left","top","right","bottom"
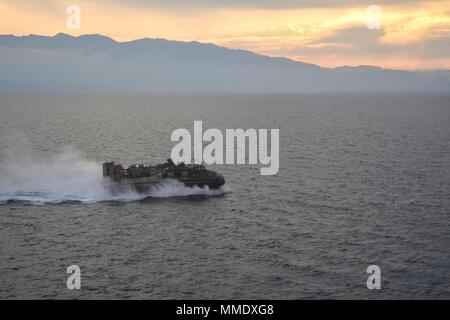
{"left": 1, "top": 33, "right": 449, "bottom": 93}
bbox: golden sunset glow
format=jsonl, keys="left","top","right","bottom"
{"left": 1, "top": 0, "right": 449, "bottom": 70}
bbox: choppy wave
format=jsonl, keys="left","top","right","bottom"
{"left": 0, "top": 148, "right": 227, "bottom": 204}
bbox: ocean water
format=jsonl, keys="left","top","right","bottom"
{"left": 0, "top": 93, "right": 449, "bottom": 299}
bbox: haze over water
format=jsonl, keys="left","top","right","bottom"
{"left": 0, "top": 93, "right": 449, "bottom": 299}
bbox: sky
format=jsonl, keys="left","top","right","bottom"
{"left": 1, "top": 0, "right": 449, "bottom": 70}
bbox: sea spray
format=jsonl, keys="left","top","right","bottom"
{"left": 147, "top": 179, "right": 228, "bottom": 198}
{"left": 0, "top": 148, "right": 228, "bottom": 204}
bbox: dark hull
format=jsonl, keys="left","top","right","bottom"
{"left": 128, "top": 176, "right": 225, "bottom": 193}
{"left": 182, "top": 177, "right": 225, "bottom": 189}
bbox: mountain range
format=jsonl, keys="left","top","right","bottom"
{"left": 0, "top": 33, "right": 449, "bottom": 93}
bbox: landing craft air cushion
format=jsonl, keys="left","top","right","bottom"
{"left": 103, "top": 159, "right": 225, "bottom": 192}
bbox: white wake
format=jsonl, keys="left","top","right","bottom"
{"left": 0, "top": 148, "right": 227, "bottom": 204}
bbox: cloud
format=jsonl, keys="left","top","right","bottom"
{"left": 109, "top": 0, "right": 437, "bottom": 9}
{"left": 0, "top": 0, "right": 438, "bottom": 10}
{"left": 256, "top": 25, "right": 450, "bottom": 69}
